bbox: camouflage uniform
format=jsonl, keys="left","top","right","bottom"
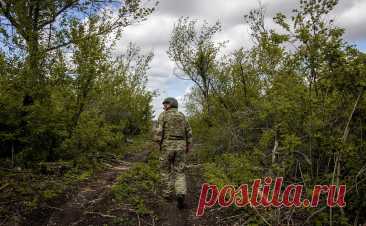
{"left": 155, "top": 108, "right": 192, "bottom": 198}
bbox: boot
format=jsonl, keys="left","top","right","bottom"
{"left": 176, "top": 194, "right": 185, "bottom": 209}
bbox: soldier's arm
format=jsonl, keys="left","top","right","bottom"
{"left": 153, "top": 112, "right": 165, "bottom": 143}
{"left": 185, "top": 118, "right": 193, "bottom": 152}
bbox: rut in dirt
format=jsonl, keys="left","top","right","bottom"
{"left": 45, "top": 162, "right": 131, "bottom": 226}
{"left": 45, "top": 164, "right": 218, "bottom": 226}
{"left": 25, "top": 146, "right": 217, "bottom": 226}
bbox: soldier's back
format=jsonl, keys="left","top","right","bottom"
{"left": 163, "top": 109, "right": 187, "bottom": 140}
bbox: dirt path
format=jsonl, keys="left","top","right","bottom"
{"left": 24, "top": 151, "right": 219, "bottom": 226}
{"left": 45, "top": 163, "right": 131, "bottom": 226}
{"left": 39, "top": 164, "right": 197, "bottom": 226}
{"left": 42, "top": 164, "right": 215, "bottom": 226}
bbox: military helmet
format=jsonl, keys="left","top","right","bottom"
{"left": 162, "top": 97, "right": 178, "bottom": 108}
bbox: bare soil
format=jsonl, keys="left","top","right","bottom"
{"left": 14, "top": 151, "right": 238, "bottom": 226}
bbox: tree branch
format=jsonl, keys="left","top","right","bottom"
{"left": 0, "top": 2, "right": 29, "bottom": 41}
{"left": 39, "top": 0, "right": 79, "bottom": 29}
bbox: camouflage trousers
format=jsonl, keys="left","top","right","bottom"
{"left": 159, "top": 140, "right": 187, "bottom": 198}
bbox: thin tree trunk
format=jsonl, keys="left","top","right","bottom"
{"left": 330, "top": 88, "right": 364, "bottom": 225}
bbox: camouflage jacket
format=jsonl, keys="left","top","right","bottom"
{"left": 153, "top": 108, "right": 193, "bottom": 146}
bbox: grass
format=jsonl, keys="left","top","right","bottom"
{"left": 112, "top": 148, "right": 161, "bottom": 215}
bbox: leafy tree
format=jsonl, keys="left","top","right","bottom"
{"left": 174, "top": 0, "right": 366, "bottom": 225}
{"left": 0, "top": 0, "right": 156, "bottom": 164}
{"left": 168, "top": 17, "right": 223, "bottom": 116}
{"left": 0, "top": 0, "right": 156, "bottom": 100}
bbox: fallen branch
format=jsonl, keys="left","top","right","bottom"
{"left": 87, "top": 197, "right": 103, "bottom": 206}
{"left": 110, "top": 206, "right": 136, "bottom": 213}
{"left": 0, "top": 183, "right": 9, "bottom": 191}
{"left": 84, "top": 211, "right": 117, "bottom": 218}
{"left": 0, "top": 167, "right": 31, "bottom": 173}
{"left": 186, "top": 163, "right": 203, "bottom": 168}
{"left": 43, "top": 205, "right": 64, "bottom": 211}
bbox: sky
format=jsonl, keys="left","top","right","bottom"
{"left": 114, "top": 0, "right": 366, "bottom": 118}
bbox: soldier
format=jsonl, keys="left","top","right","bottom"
{"left": 154, "top": 97, "right": 193, "bottom": 209}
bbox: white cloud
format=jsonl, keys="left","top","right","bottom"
{"left": 175, "top": 84, "right": 194, "bottom": 114}
{"left": 113, "top": 0, "right": 366, "bottom": 118}
{"left": 335, "top": 0, "right": 366, "bottom": 41}
{"left": 117, "top": 14, "right": 175, "bottom": 49}
{"left": 214, "top": 23, "right": 252, "bottom": 53}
